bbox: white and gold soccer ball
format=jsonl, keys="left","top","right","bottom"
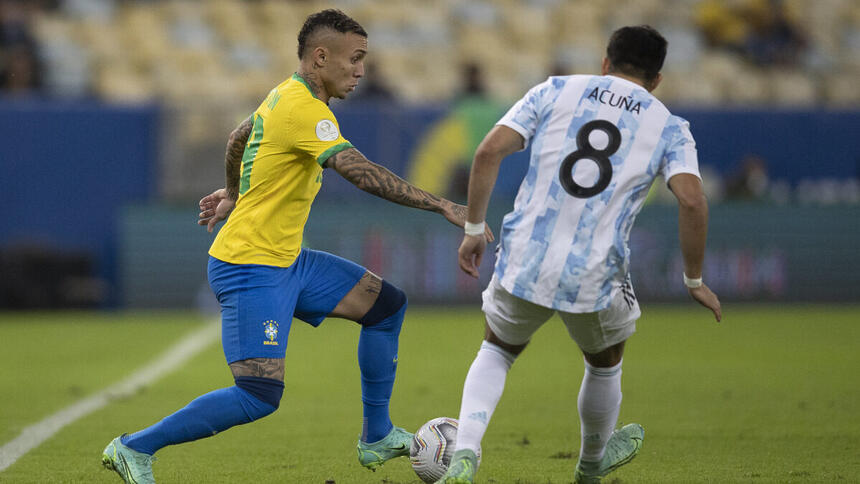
{"left": 409, "top": 417, "right": 481, "bottom": 483}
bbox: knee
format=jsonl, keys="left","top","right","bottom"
{"left": 484, "top": 325, "right": 528, "bottom": 356}
{"left": 358, "top": 280, "right": 407, "bottom": 327}
{"left": 582, "top": 341, "right": 625, "bottom": 368}
{"left": 235, "top": 376, "right": 285, "bottom": 409}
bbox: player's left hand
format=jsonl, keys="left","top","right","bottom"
{"left": 198, "top": 188, "right": 235, "bottom": 233}
{"left": 442, "top": 202, "right": 494, "bottom": 242}
{"left": 688, "top": 283, "right": 722, "bottom": 322}
{"left": 458, "top": 234, "right": 487, "bottom": 278}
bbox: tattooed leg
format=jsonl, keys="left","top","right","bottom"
{"left": 329, "top": 271, "right": 383, "bottom": 322}
{"left": 230, "top": 357, "right": 286, "bottom": 381}
{"left": 343, "top": 272, "right": 407, "bottom": 443}
{"left": 121, "top": 361, "right": 284, "bottom": 456}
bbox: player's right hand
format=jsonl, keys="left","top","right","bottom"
{"left": 458, "top": 234, "right": 487, "bottom": 279}
{"left": 442, "top": 202, "right": 494, "bottom": 243}
{"left": 198, "top": 188, "right": 236, "bottom": 233}
{"left": 688, "top": 284, "right": 722, "bottom": 322}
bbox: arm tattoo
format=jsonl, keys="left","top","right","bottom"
{"left": 229, "top": 357, "right": 285, "bottom": 380}
{"left": 327, "top": 148, "right": 446, "bottom": 213}
{"left": 225, "top": 115, "right": 254, "bottom": 201}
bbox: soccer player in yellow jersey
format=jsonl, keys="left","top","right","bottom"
{"left": 102, "top": 10, "right": 490, "bottom": 484}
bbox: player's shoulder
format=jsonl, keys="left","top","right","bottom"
{"left": 665, "top": 113, "right": 690, "bottom": 128}
{"left": 634, "top": 89, "right": 691, "bottom": 136}
{"left": 534, "top": 74, "right": 595, "bottom": 92}
{"left": 281, "top": 78, "right": 323, "bottom": 108}
{"left": 276, "top": 77, "right": 338, "bottom": 124}
{"left": 521, "top": 74, "right": 589, "bottom": 106}
{"left": 662, "top": 104, "right": 692, "bottom": 131}
{"left": 659, "top": 114, "right": 695, "bottom": 145}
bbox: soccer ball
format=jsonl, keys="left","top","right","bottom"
{"left": 409, "top": 417, "right": 481, "bottom": 483}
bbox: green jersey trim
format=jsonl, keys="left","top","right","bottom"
{"left": 239, "top": 113, "right": 265, "bottom": 195}
{"left": 317, "top": 142, "right": 353, "bottom": 166}
{"left": 292, "top": 73, "right": 318, "bottom": 100}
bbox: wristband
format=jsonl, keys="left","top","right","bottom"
{"left": 683, "top": 273, "right": 703, "bottom": 288}
{"left": 464, "top": 221, "right": 485, "bottom": 236}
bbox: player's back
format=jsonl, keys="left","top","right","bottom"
{"left": 495, "top": 74, "right": 699, "bottom": 313}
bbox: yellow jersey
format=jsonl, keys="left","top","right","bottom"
{"left": 209, "top": 73, "right": 353, "bottom": 267}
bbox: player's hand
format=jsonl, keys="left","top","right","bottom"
{"left": 458, "top": 234, "right": 487, "bottom": 279}
{"left": 198, "top": 188, "right": 235, "bottom": 233}
{"left": 688, "top": 283, "right": 721, "bottom": 322}
{"left": 442, "top": 202, "right": 494, "bottom": 242}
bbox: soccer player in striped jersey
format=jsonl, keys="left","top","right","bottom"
{"left": 440, "top": 26, "right": 721, "bottom": 484}
{"left": 101, "top": 9, "right": 490, "bottom": 484}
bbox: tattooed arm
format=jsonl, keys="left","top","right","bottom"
{"left": 326, "top": 147, "right": 492, "bottom": 239}
{"left": 224, "top": 115, "right": 254, "bottom": 200}
{"left": 198, "top": 115, "right": 254, "bottom": 232}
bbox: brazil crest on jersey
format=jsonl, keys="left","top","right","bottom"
{"left": 209, "top": 74, "right": 353, "bottom": 267}
{"left": 495, "top": 75, "right": 701, "bottom": 313}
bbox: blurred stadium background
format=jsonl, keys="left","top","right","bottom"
{"left": 1, "top": 1, "right": 859, "bottom": 482}
{"left": 0, "top": 0, "right": 858, "bottom": 311}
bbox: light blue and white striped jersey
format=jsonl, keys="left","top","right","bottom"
{"left": 494, "top": 74, "right": 700, "bottom": 312}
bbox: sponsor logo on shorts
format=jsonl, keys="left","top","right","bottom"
{"left": 263, "top": 320, "right": 279, "bottom": 345}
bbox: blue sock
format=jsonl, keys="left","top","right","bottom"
{"left": 358, "top": 303, "right": 406, "bottom": 443}
{"left": 122, "top": 385, "right": 277, "bottom": 455}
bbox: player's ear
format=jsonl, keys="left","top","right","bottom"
{"left": 312, "top": 46, "right": 328, "bottom": 68}
{"left": 601, "top": 57, "right": 611, "bottom": 76}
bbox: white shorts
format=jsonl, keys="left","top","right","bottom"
{"left": 481, "top": 275, "right": 641, "bottom": 354}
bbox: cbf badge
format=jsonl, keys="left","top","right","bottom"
{"left": 263, "top": 320, "right": 279, "bottom": 346}
{"left": 315, "top": 119, "right": 338, "bottom": 141}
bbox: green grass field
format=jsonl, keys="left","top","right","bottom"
{"left": 1, "top": 305, "right": 858, "bottom": 483}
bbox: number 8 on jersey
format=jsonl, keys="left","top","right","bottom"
{"left": 559, "top": 120, "right": 622, "bottom": 198}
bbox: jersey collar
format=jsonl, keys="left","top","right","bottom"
{"left": 292, "top": 73, "right": 319, "bottom": 100}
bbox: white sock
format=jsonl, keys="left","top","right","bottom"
{"left": 577, "top": 359, "right": 623, "bottom": 462}
{"left": 454, "top": 341, "right": 516, "bottom": 453}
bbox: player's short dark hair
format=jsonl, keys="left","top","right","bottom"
{"left": 606, "top": 25, "right": 667, "bottom": 82}
{"left": 297, "top": 9, "right": 367, "bottom": 60}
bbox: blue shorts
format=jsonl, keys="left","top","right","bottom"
{"left": 208, "top": 249, "right": 366, "bottom": 363}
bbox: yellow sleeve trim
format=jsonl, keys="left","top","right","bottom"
{"left": 317, "top": 142, "right": 354, "bottom": 166}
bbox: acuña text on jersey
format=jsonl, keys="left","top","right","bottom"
{"left": 586, "top": 87, "right": 642, "bottom": 114}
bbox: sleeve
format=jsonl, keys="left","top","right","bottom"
{"left": 659, "top": 116, "right": 702, "bottom": 183}
{"left": 496, "top": 78, "right": 553, "bottom": 152}
{"left": 289, "top": 102, "right": 354, "bottom": 166}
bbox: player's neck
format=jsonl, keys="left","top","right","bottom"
{"left": 605, "top": 72, "right": 648, "bottom": 90}
{"left": 296, "top": 68, "right": 330, "bottom": 104}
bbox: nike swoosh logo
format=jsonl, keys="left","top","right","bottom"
{"left": 388, "top": 444, "right": 407, "bottom": 451}
{"left": 118, "top": 454, "right": 139, "bottom": 484}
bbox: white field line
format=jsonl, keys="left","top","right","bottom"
{"left": 0, "top": 321, "right": 220, "bottom": 473}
